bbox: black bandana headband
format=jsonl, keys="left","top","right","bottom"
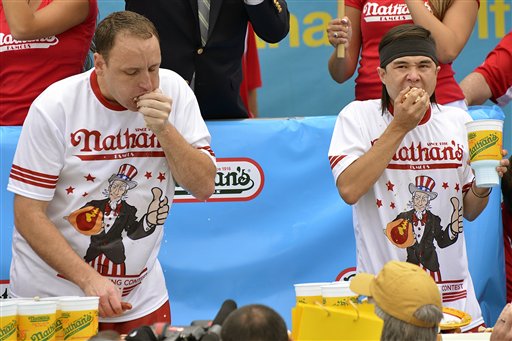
{"left": 379, "top": 38, "right": 438, "bottom": 68}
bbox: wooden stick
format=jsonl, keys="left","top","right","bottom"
{"left": 336, "top": 0, "right": 345, "bottom": 58}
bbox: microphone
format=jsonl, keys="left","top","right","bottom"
{"left": 200, "top": 299, "right": 238, "bottom": 341}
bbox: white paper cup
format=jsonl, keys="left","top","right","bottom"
{"left": 59, "top": 297, "right": 99, "bottom": 340}
{"left": 17, "top": 300, "right": 58, "bottom": 341}
{"left": 40, "top": 296, "right": 80, "bottom": 340}
{"left": 321, "top": 281, "right": 358, "bottom": 308}
{"left": 466, "top": 119, "right": 503, "bottom": 187}
{"left": 293, "top": 282, "right": 330, "bottom": 305}
{"left": 0, "top": 300, "right": 18, "bottom": 341}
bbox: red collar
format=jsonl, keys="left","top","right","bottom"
{"left": 412, "top": 213, "right": 428, "bottom": 226}
{"left": 105, "top": 202, "right": 122, "bottom": 216}
{"left": 387, "top": 103, "right": 432, "bottom": 125}
{"left": 90, "top": 70, "right": 127, "bottom": 111}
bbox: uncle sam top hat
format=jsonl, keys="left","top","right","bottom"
{"left": 408, "top": 175, "right": 438, "bottom": 200}
{"left": 108, "top": 164, "right": 138, "bottom": 189}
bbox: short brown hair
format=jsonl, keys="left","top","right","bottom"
{"left": 221, "top": 304, "right": 288, "bottom": 341}
{"left": 93, "top": 11, "right": 159, "bottom": 62}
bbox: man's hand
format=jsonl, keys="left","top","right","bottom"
{"left": 136, "top": 89, "right": 172, "bottom": 134}
{"left": 81, "top": 272, "right": 131, "bottom": 318}
{"left": 392, "top": 87, "right": 429, "bottom": 133}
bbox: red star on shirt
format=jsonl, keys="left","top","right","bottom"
{"left": 454, "top": 183, "right": 460, "bottom": 192}
{"left": 84, "top": 174, "right": 96, "bottom": 182}
{"left": 386, "top": 180, "right": 395, "bottom": 191}
{"left": 376, "top": 199, "right": 383, "bottom": 208}
{"left": 82, "top": 192, "right": 88, "bottom": 197}
{"left": 442, "top": 182, "right": 449, "bottom": 189}
{"left": 66, "top": 186, "right": 75, "bottom": 194}
{"left": 145, "top": 171, "right": 152, "bottom": 179}
{"left": 390, "top": 202, "right": 395, "bottom": 209}
{"left": 157, "top": 172, "right": 166, "bottom": 182}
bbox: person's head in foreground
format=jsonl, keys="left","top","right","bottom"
{"left": 350, "top": 261, "right": 443, "bottom": 341}
{"left": 378, "top": 24, "right": 441, "bottom": 114}
{"left": 93, "top": 11, "right": 161, "bottom": 112}
{"left": 221, "top": 304, "right": 290, "bottom": 341}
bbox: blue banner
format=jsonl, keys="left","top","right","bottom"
{"left": 0, "top": 116, "right": 505, "bottom": 327}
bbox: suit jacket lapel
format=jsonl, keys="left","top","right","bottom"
{"left": 208, "top": 0, "right": 223, "bottom": 41}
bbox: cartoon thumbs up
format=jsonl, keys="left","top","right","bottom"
{"left": 146, "top": 187, "right": 169, "bottom": 226}
{"left": 450, "top": 196, "right": 463, "bottom": 234}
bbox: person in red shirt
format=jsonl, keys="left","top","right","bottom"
{"left": 240, "top": 23, "right": 263, "bottom": 118}
{"left": 326, "top": 0, "right": 478, "bottom": 109}
{"left": 460, "top": 31, "right": 512, "bottom": 108}
{"left": 0, "top": 0, "right": 98, "bottom": 126}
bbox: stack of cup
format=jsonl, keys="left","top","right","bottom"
{"left": 321, "top": 281, "right": 358, "bottom": 309}
{"left": 0, "top": 300, "right": 17, "bottom": 341}
{"left": 59, "top": 296, "right": 99, "bottom": 340}
{"left": 293, "top": 282, "right": 330, "bottom": 305}
{"left": 17, "top": 300, "right": 58, "bottom": 341}
{"left": 40, "top": 296, "right": 79, "bottom": 340}
{"left": 466, "top": 119, "right": 504, "bottom": 187}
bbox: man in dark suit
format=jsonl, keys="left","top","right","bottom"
{"left": 125, "top": 0, "right": 289, "bottom": 119}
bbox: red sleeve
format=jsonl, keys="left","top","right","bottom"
{"left": 474, "top": 32, "right": 512, "bottom": 104}
{"left": 245, "top": 23, "right": 262, "bottom": 91}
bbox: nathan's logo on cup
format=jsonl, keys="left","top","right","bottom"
{"left": 321, "top": 282, "right": 358, "bottom": 308}
{"left": 0, "top": 320, "right": 16, "bottom": 341}
{"left": 0, "top": 300, "right": 17, "bottom": 341}
{"left": 59, "top": 297, "right": 99, "bottom": 340}
{"left": 294, "top": 282, "right": 330, "bottom": 305}
{"left": 61, "top": 312, "right": 96, "bottom": 339}
{"left": 23, "top": 317, "right": 57, "bottom": 341}
{"left": 468, "top": 131, "right": 501, "bottom": 161}
{"left": 174, "top": 158, "right": 264, "bottom": 202}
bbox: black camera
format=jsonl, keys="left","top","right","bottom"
{"left": 125, "top": 323, "right": 206, "bottom": 341}
{"left": 158, "top": 325, "right": 206, "bottom": 341}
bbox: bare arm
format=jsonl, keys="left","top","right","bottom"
{"left": 137, "top": 91, "right": 216, "bottom": 201}
{"left": 13, "top": 195, "right": 124, "bottom": 317}
{"left": 248, "top": 89, "right": 259, "bottom": 117}
{"left": 406, "top": 0, "right": 478, "bottom": 63}
{"left": 327, "top": 7, "right": 361, "bottom": 83}
{"left": 460, "top": 72, "right": 493, "bottom": 106}
{"left": 2, "top": 0, "right": 90, "bottom": 40}
{"left": 337, "top": 87, "right": 429, "bottom": 204}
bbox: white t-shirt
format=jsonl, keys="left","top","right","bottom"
{"left": 7, "top": 68, "right": 216, "bottom": 322}
{"left": 328, "top": 99, "right": 483, "bottom": 330}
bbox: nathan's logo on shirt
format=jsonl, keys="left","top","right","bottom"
{"left": 371, "top": 139, "right": 464, "bottom": 170}
{"left": 174, "top": 158, "right": 264, "bottom": 203}
{"left": 71, "top": 128, "right": 165, "bottom": 160}
{"left": 362, "top": 2, "right": 431, "bottom": 22}
{"left": 0, "top": 33, "right": 58, "bottom": 52}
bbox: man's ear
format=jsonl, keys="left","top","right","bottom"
{"left": 94, "top": 53, "right": 106, "bottom": 75}
{"left": 377, "top": 66, "right": 386, "bottom": 85}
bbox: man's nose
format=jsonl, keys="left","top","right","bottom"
{"left": 406, "top": 68, "right": 421, "bottom": 82}
{"left": 139, "top": 71, "right": 153, "bottom": 91}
